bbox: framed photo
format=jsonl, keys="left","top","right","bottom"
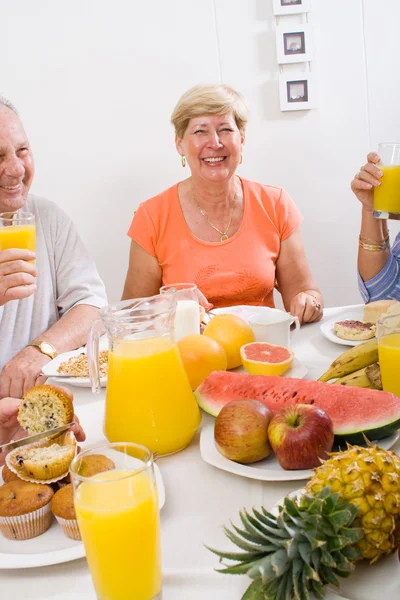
{"left": 276, "top": 24, "right": 313, "bottom": 64}
{"left": 272, "top": 0, "right": 311, "bottom": 16}
{"left": 279, "top": 73, "right": 315, "bottom": 111}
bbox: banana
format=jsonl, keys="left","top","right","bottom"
{"left": 332, "top": 362, "right": 382, "bottom": 389}
{"left": 318, "top": 338, "right": 379, "bottom": 382}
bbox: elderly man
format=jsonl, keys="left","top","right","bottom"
{"left": 0, "top": 96, "right": 107, "bottom": 398}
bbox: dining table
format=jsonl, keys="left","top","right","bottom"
{"left": 1, "top": 305, "right": 399, "bottom": 600}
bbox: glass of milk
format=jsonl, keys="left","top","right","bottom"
{"left": 160, "top": 283, "right": 200, "bottom": 341}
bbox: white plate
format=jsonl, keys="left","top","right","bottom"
{"left": 41, "top": 336, "right": 108, "bottom": 388}
{"left": 0, "top": 464, "right": 165, "bottom": 569}
{"left": 233, "top": 356, "right": 307, "bottom": 379}
{"left": 320, "top": 306, "right": 371, "bottom": 346}
{"left": 200, "top": 423, "right": 399, "bottom": 482}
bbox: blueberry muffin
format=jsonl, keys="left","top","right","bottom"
{"left": 18, "top": 385, "right": 74, "bottom": 435}
{"left": 1, "top": 464, "right": 20, "bottom": 484}
{"left": 76, "top": 454, "right": 115, "bottom": 478}
{"left": 0, "top": 480, "right": 53, "bottom": 540}
{"left": 51, "top": 484, "right": 80, "bottom": 541}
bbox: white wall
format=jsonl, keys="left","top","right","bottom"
{"left": 1, "top": 0, "right": 398, "bottom": 306}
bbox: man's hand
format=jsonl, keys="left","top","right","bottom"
{"left": 0, "top": 346, "right": 50, "bottom": 400}
{"left": 0, "top": 248, "right": 37, "bottom": 306}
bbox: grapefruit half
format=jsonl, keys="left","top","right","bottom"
{"left": 240, "top": 342, "right": 294, "bottom": 376}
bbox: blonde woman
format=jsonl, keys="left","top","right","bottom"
{"left": 122, "top": 84, "right": 323, "bottom": 324}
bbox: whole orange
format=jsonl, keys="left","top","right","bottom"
{"left": 203, "top": 314, "right": 255, "bottom": 369}
{"left": 177, "top": 334, "right": 228, "bottom": 390}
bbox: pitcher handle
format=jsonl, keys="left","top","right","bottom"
{"left": 289, "top": 315, "right": 300, "bottom": 334}
{"left": 87, "top": 319, "right": 103, "bottom": 394}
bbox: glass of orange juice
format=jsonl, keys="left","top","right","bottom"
{"left": 377, "top": 313, "right": 400, "bottom": 397}
{"left": 70, "top": 441, "right": 162, "bottom": 600}
{"left": 373, "top": 143, "right": 400, "bottom": 219}
{"left": 0, "top": 211, "right": 36, "bottom": 252}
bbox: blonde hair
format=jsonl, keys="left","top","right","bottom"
{"left": 171, "top": 84, "right": 249, "bottom": 139}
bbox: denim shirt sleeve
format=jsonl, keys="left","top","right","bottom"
{"left": 358, "top": 232, "right": 400, "bottom": 301}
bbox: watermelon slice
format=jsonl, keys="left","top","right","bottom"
{"left": 195, "top": 371, "right": 400, "bottom": 444}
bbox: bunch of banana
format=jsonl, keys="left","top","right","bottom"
{"left": 332, "top": 362, "right": 382, "bottom": 389}
{"left": 318, "top": 338, "right": 382, "bottom": 388}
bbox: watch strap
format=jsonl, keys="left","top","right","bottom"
{"left": 28, "top": 341, "right": 58, "bottom": 360}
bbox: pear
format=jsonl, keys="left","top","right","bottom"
{"left": 214, "top": 399, "right": 272, "bottom": 464}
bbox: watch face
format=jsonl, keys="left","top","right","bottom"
{"left": 41, "top": 343, "right": 53, "bottom": 354}
{"left": 40, "top": 342, "right": 56, "bottom": 358}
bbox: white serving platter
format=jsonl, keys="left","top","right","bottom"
{"left": 200, "top": 423, "right": 399, "bottom": 482}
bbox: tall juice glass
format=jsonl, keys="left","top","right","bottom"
{"left": 88, "top": 294, "right": 201, "bottom": 456}
{"left": 70, "top": 442, "right": 161, "bottom": 600}
{"left": 160, "top": 282, "right": 200, "bottom": 341}
{"left": 377, "top": 313, "right": 400, "bottom": 397}
{"left": 373, "top": 143, "right": 400, "bottom": 220}
{"left": 0, "top": 211, "right": 36, "bottom": 252}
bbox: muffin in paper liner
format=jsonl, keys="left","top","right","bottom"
{"left": 6, "top": 431, "right": 77, "bottom": 484}
{"left": 54, "top": 515, "right": 81, "bottom": 541}
{"left": 0, "top": 500, "right": 53, "bottom": 540}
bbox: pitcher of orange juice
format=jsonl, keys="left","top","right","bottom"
{"left": 88, "top": 294, "right": 201, "bottom": 456}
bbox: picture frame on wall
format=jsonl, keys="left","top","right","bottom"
{"left": 272, "top": 0, "right": 311, "bottom": 16}
{"left": 276, "top": 24, "right": 313, "bottom": 64}
{"left": 279, "top": 73, "right": 315, "bottom": 111}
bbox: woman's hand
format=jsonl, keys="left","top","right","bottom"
{"left": 290, "top": 291, "right": 323, "bottom": 325}
{"left": 197, "top": 289, "right": 213, "bottom": 312}
{"left": 351, "top": 152, "right": 382, "bottom": 212}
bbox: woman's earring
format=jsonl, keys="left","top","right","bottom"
{"left": 181, "top": 156, "right": 186, "bottom": 168}
{"left": 239, "top": 154, "right": 243, "bottom": 165}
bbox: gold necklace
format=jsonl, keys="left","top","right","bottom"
{"left": 192, "top": 184, "right": 236, "bottom": 242}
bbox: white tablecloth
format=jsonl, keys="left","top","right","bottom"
{"left": 1, "top": 305, "right": 400, "bottom": 600}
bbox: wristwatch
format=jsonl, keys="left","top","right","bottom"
{"left": 28, "top": 341, "right": 58, "bottom": 360}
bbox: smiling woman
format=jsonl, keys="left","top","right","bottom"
{"left": 122, "top": 84, "right": 323, "bottom": 324}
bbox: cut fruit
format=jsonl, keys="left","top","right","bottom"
{"left": 240, "top": 342, "right": 294, "bottom": 376}
{"left": 195, "top": 370, "right": 400, "bottom": 444}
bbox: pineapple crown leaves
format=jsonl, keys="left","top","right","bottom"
{"left": 206, "top": 487, "right": 364, "bottom": 600}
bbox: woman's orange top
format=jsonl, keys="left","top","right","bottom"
{"left": 128, "top": 177, "right": 303, "bottom": 308}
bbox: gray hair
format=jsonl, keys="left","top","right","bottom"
{"left": 0, "top": 95, "right": 18, "bottom": 115}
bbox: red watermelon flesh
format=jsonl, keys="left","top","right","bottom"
{"left": 195, "top": 371, "right": 400, "bottom": 442}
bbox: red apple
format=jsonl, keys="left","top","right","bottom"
{"left": 214, "top": 399, "right": 273, "bottom": 464}
{"left": 268, "top": 404, "right": 334, "bottom": 470}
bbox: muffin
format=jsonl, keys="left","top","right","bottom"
{"left": 76, "top": 454, "right": 115, "bottom": 477}
{"left": 1, "top": 463, "right": 20, "bottom": 484}
{"left": 7, "top": 431, "right": 77, "bottom": 483}
{"left": 51, "top": 484, "right": 80, "bottom": 541}
{"left": 18, "top": 385, "right": 74, "bottom": 435}
{"left": 0, "top": 480, "right": 53, "bottom": 540}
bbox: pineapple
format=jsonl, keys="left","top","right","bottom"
{"left": 208, "top": 487, "right": 363, "bottom": 600}
{"left": 307, "top": 443, "right": 400, "bottom": 563}
{"left": 208, "top": 443, "right": 400, "bottom": 599}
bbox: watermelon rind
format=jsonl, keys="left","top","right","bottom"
{"left": 334, "top": 420, "right": 400, "bottom": 446}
